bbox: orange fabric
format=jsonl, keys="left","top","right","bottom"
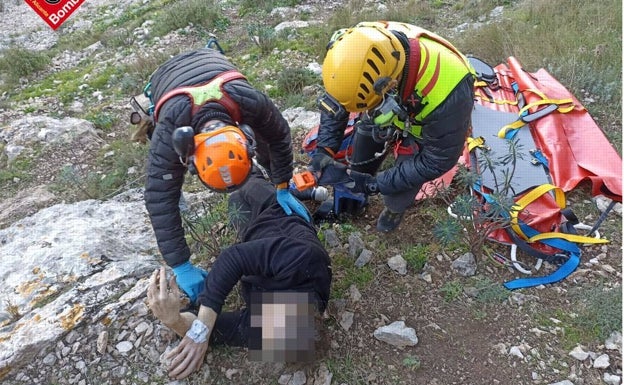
{"left": 413, "top": 56, "right": 622, "bottom": 250}
{"left": 475, "top": 57, "right": 622, "bottom": 202}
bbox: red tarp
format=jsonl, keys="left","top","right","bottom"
{"left": 418, "top": 56, "right": 622, "bottom": 203}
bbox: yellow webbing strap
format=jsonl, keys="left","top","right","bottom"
{"left": 466, "top": 136, "right": 486, "bottom": 152}
{"left": 497, "top": 119, "right": 526, "bottom": 138}
{"left": 510, "top": 184, "right": 608, "bottom": 244}
{"left": 497, "top": 88, "right": 576, "bottom": 138}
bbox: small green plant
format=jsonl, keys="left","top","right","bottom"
{"left": 51, "top": 141, "right": 147, "bottom": 201}
{"left": 325, "top": 355, "right": 369, "bottom": 385}
{"left": 403, "top": 244, "right": 429, "bottom": 272}
{"left": 330, "top": 253, "right": 374, "bottom": 298}
{"left": 239, "top": 0, "right": 302, "bottom": 14}
{"left": 247, "top": 23, "right": 278, "bottom": 55}
{"left": 473, "top": 277, "right": 511, "bottom": 303}
{"left": 402, "top": 354, "right": 421, "bottom": 370}
{"left": 533, "top": 283, "right": 622, "bottom": 349}
{"left": 101, "top": 27, "right": 135, "bottom": 48}
{"left": 275, "top": 67, "right": 319, "bottom": 94}
{"left": 151, "top": 0, "right": 222, "bottom": 37}
{"left": 440, "top": 280, "right": 463, "bottom": 302}
{"left": 181, "top": 194, "right": 238, "bottom": 261}
{"left": 569, "top": 283, "right": 622, "bottom": 342}
{"left": 85, "top": 111, "right": 116, "bottom": 132}
{"left": 4, "top": 299, "right": 20, "bottom": 322}
{"left": 433, "top": 138, "right": 521, "bottom": 257}
{"left": 0, "top": 154, "right": 33, "bottom": 196}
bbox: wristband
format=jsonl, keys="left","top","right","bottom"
{"left": 185, "top": 319, "right": 209, "bottom": 343}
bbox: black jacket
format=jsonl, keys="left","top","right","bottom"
{"left": 317, "top": 68, "right": 474, "bottom": 196}
{"left": 144, "top": 48, "right": 294, "bottom": 267}
{"left": 198, "top": 195, "right": 332, "bottom": 314}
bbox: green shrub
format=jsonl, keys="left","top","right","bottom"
{"left": 403, "top": 244, "right": 429, "bottom": 272}
{"left": 151, "top": 0, "right": 223, "bottom": 37}
{"left": 0, "top": 48, "right": 51, "bottom": 85}
{"left": 181, "top": 194, "right": 238, "bottom": 261}
{"left": 440, "top": 280, "right": 463, "bottom": 302}
{"left": 239, "top": 0, "right": 302, "bottom": 15}
{"left": 51, "top": 141, "right": 148, "bottom": 201}
{"left": 276, "top": 67, "right": 319, "bottom": 94}
{"left": 330, "top": 254, "right": 374, "bottom": 298}
{"left": 247, "top": 23, "right": 278, "bottom": 55}
{"left": 570, "top": 284, "right": 622, "bottom": 342}
{"left": 473, "top": 277, "right": 510, "bottom": 303}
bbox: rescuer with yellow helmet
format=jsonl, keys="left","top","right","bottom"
{"left": 312, "top": 21, "right": 475, "bottom": 232}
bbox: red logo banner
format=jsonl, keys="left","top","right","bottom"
{"left": 24, "top": 0, "right": 87, "bottom": 30}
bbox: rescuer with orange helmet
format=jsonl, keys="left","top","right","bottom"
{"left": 144, "top": 47, "right": 310, "bottom": 304}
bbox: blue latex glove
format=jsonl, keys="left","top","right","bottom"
{"left": 276, "top": 188, "right": 311, "bottom": 222}
{"left": 172, "top": 261, "right": 209, "bottom": 304}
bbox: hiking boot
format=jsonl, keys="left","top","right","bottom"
{"left": 376, "top": 207, "right": 404, "bottom": 232}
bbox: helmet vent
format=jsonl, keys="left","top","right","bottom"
{"left": 228, "top": 150, "right": 235, "bottom": 159}
{"left": 206, "top": 157, "right": 213, "bottom": 166}
{"left": 371, "top": 47, "right": 386, "bottom": 64}
{"left": 366, "top": 59, "right": 381, "bottom": 75}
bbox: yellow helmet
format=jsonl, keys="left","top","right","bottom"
{"left": 322, "top": 25, "right": 406, "bottom": 112}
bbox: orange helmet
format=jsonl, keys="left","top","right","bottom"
{"left": 191, "top": 124, "right": 252, "bottom": 192}
{"left": 322, "top": 24, "right": 405, "bottom": 112}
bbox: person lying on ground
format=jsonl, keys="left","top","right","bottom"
{"left": 146, "top": 173, "right": 332, "bottom": 380}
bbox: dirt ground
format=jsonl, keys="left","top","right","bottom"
{"left": 181, "top": 129, "right": 622, "bottom": 385}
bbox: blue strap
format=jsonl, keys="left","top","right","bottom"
{"left": 530, "top": 149, "right": 550, "bottom": 171}
{"left": 503, "top": 222, "right": 580, "bottom": 289}
{"left": 473, "top": 183, "right": 581, "bottom": 290}
{"left": 503, "top": 252, "right": 579, "bottom": 289}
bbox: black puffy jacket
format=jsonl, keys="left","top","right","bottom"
{"left": 144, "top": 48, "right": 294, "bottom": 268}
{"left": 317, "top": 29, "right": 474, "bottom": 195}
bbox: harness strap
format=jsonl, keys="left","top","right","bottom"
{"left": 466, "top": 136, "right": 487, "bottom": 152}
{"left": 473, "top": 181, "right": 608, "bottom": 289}
{"left": 510, "top": 184, "right": 608, "bottom": 245}
{"left": 498, "top": 88, "right": 576, "bottom": 139}
{"left": 153, "top": 70, "right": 247, "bottom": 123}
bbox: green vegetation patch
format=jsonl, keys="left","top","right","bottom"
{"left": 535, "top": 283, "right": 622, "bottom": 349}
{"left": 330, "top": 253, "right": 374, "bottom": 299}
{"left": 0, "top": 47, "right": 51, "bottom": 86}
{"left": 402, "top": 244, "right": 429, "bottom": 273}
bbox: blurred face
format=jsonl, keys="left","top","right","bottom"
{"left": 249, "top": 292, "right": 317, "bottom": 362}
